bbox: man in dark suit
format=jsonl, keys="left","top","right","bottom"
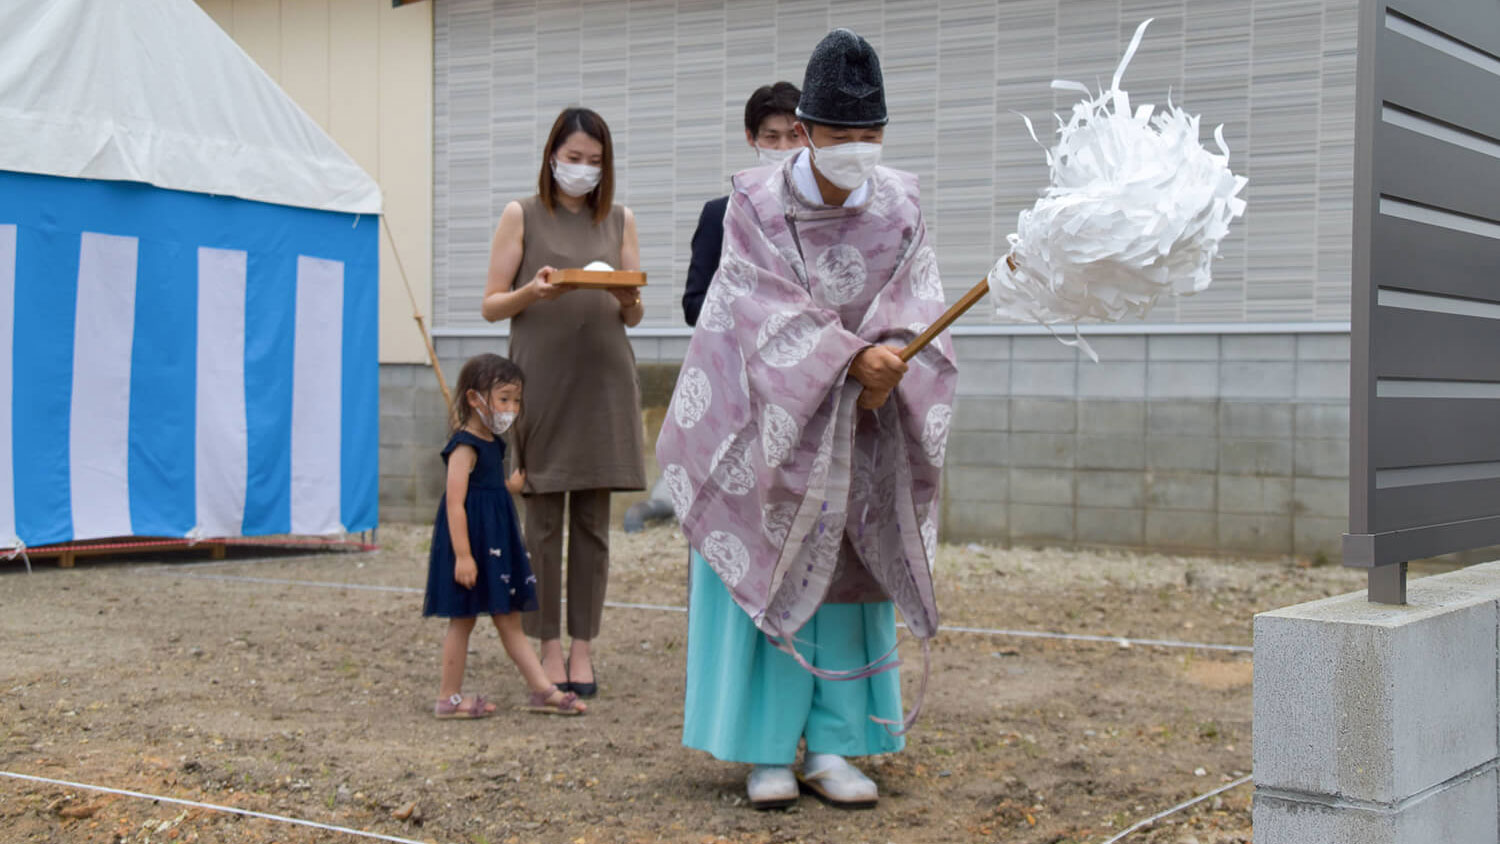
{"left": 682, "top": 82, "right": 804, "bottom": 326}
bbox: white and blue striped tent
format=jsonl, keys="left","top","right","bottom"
{"left": 0, "top": 0, "right": 382, "bottom": 548}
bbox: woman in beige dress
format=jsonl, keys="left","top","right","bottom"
{"left": 480, "top": 107, "right": 646, "bottom": 697}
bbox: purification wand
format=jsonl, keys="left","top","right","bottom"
{"left": 896, "top": 18, "right": 1246, "bottom": 364}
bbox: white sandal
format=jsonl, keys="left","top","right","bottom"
{"left": 746, "top": 765, "right": 798, "bottom": 810}
{"left": 798, "top": 753, "right": 878, "bottom": 809}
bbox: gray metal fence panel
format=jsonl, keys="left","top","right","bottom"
{"left": 1371, "top": 215, "right": 1499, "bottom": 302}
{"left": 1345, "top": 0, "right": 1500, "bottom": 600}
{"left": 1372, "top": 399, "right": 1500, "bottom": 467}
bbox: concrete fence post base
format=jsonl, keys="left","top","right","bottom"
{"left": 1253, "top": 562, "right": 1500, "bottom": 843}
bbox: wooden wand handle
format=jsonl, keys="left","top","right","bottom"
{"left": 898, "top": 255, "right": 1013, "bottom": 362}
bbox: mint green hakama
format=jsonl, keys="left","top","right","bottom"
{"left": 682, "top": 551, "right": 905, "bottom": 765}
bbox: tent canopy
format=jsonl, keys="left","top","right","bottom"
{"left": 0, "top": 0, "right": 381, "bottom": 549}
{"left": 0, "top": 0, "right": 382, "bottom": 215}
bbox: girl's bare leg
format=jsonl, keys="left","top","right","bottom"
{"left": 496, "top": 614, "right": 585, "bottom": 711}
{"left": 439, "top": 617, "right": 477, "bottom": 700}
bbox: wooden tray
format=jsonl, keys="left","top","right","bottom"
{"left": 552, "top": 268, "right": 648, "bottom": 288}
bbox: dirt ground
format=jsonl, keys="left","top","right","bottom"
{"left": 1, "top": 523, "right": 1401, "bottom": 844}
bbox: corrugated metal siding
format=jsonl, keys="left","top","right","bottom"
{"left": 433, "top": 0, "right": 1357, "bottom": 331}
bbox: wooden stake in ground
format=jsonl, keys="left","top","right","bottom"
{"left": 381, "top": 215, "right": 452, "bottom": 417}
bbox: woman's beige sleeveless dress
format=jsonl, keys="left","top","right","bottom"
{"left": 508, "top": 195, "right": 645, "bottom": 494}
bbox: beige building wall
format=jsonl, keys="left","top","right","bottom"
{"left": 196, "top": 0, "right": 434, "bottom": 365}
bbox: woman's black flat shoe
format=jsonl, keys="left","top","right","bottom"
{"left": 566, "top": 659, "right": 598, "bottom": 698}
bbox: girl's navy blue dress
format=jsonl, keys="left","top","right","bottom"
{"left": 423, "top": 431, "right": 537, "bottom": 618}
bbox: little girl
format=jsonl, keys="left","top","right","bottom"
{"left": 424, "top": 353, "right": 586, "bottom": 717}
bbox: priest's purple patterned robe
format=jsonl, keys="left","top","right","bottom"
{"left": 656, "top": 158, "right": 959, "bottom": 661}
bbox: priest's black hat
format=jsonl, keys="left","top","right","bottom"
{"left": 796, "top": 29, "right": 887, "bottom": 127}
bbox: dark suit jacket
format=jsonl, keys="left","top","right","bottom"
{"left": 682, "top": 195, "right": 729, "bottom": 326}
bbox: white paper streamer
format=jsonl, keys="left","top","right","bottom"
{"left": 992, "top": 18, "right": 1248, "bottom": 361}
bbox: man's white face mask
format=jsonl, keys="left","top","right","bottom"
{"left": 806, "top": 134, "right": 882, "bottom": 191}
{"left": 551, "top": 159, "right": 602, "bottom": 197}
{"left": 755, "top": 145, "right": 800, "bottom": 166}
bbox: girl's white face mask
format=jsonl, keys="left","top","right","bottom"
{"left": 807, "top": 136, "right": 882, "bottom": 191}
{"left": 756, "top": 145, "right": 800, "bottom": 166}
{"left": 477, "top": 406, "right": 516, "bottom": 436}
{"left": 552, "top": 159, "right": 602, "bottom": 197}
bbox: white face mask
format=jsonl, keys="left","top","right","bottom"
{"left": 476, "top": 404, "right": 516, "bottom": 436}
{"left": 807, "top": 137, "right": 882, "bottom": 191}
{"left": 756, "top": 145, "right": 800, "bottom": 166}
{"left": 551, "top": 159, "right": 602, "bottom": 197}
{"left": 491, "top": 411, "right": 517, "bottom": 436}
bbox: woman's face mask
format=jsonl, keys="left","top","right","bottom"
{"left": 806, "top": 133, "right": 882, "bottom": 191}
{"left": 552, "top": 158, "right": 602, "bottom": 197}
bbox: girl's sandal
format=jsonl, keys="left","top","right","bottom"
{"left": 521, "top": 686, "right": 585, "bottom": 716}
{"left": 433, "top": 693, "right": 495, "bottom": 719}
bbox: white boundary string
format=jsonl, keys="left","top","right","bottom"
{"left": 138, "top": 570, "right": 420, "bottom": 595}
{"left": 1097, "top": 774, "right": 1253, "bottom": 844}
{"left": 0, "top": 770, "right": 436, "bottom": 844}
{"left": 942, "top": 624, "right": 1253, "bottom": 654}
{"left": 136, "top": 569, "right": 1250, "bottom": 653}
{"left": 136, "top": 554, "right": 357, "bottom": 571}
{"left": 597, "top": 599, "right": 689, "bottom": 613}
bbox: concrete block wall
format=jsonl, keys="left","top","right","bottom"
{"left": 1253, "top": 562, "right": 1500, "bottom": 843}
{"left": 384, "top": 331, "right": 1352, "bottom": 559}
{"left": 378, "top": 363, "right": 451, "bottom": 524}
{"left": 940, "top": 332, "right": 1350, "bottom": 558}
